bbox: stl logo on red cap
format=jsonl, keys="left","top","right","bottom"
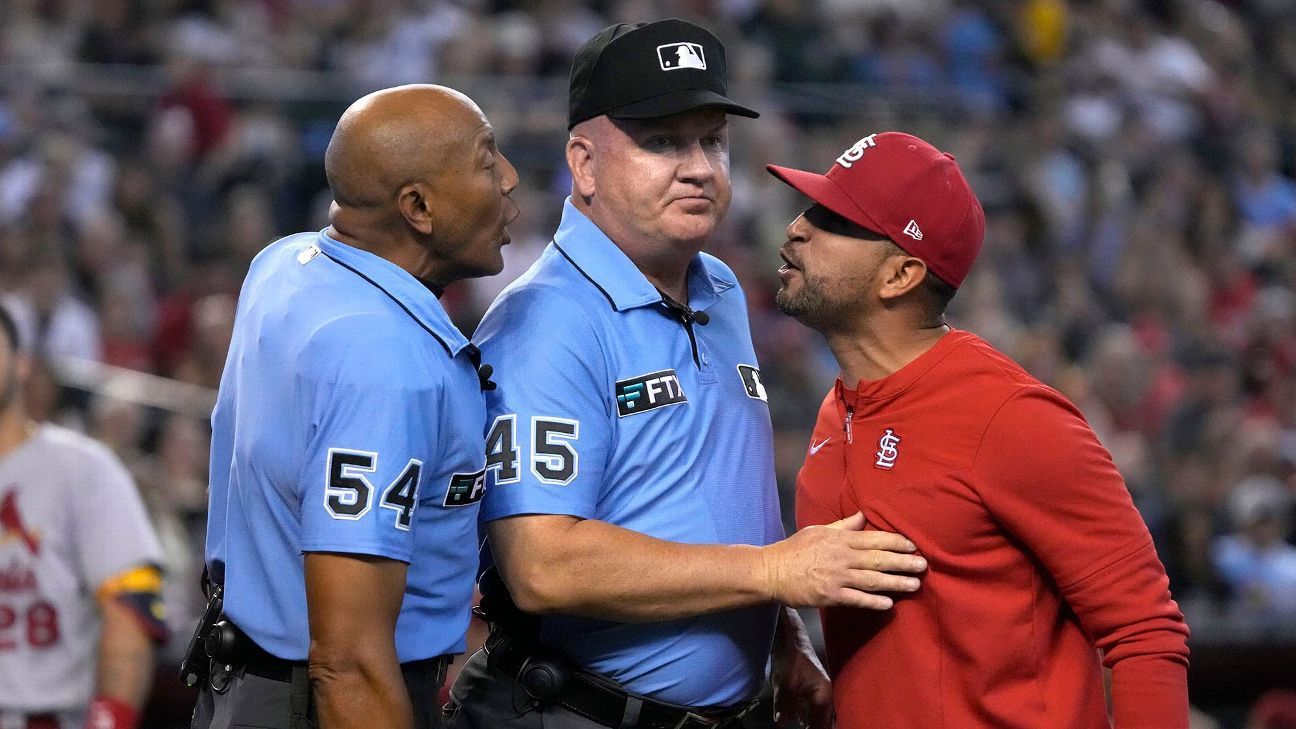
{"left": 835, "top": 133, "right": 878, "bottom": 169}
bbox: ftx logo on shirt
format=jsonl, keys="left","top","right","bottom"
{"left": 616, "top": 369, "right": 687, "bottom": 416}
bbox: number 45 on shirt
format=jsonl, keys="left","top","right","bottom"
{"left": 486, "top": 414, "right": 580, "bottom": 486}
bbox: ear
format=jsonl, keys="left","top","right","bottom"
{"left": 397, "top": 182, "right": 435, "bottom": 236}
{"left": 566, "top": 135, "right": 596, "bottom": 201}
{"left": 878, "top": 255, "right": 929, "bottom": 302}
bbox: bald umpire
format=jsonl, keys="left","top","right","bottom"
{"left": 191, "top": 85, "right": 518, "bottom": 729}
{"left": 446, "top": 19, "right": 927, "bottom": 729}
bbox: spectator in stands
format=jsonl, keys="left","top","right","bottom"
{"left": 1213, "top": 475, "right": 1296, "bottom": 620}
{"left": 3, "top": 251, "right": 102, "bottom": 362}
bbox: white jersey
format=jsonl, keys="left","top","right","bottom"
{"left": 0, "top": 424, "right": 162, "bottom": 713}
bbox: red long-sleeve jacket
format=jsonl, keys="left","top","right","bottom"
{"left": 796, "top": 330, "right": 1189, "bottom": 729}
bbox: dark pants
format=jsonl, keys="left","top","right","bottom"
{"left": 444, "top": 650, "right": 606, "bottom": 729}
{"left": 192, "top": 662, "right": 446, "bottom": 729}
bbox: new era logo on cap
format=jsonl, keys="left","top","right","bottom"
{"left": 904, "top": 220, "right": 923, "bottom": 240}
{"left": 658, "top": 42, "right": 706, "bottom": 70}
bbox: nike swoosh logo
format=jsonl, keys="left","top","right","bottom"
{"left": 809, "top": 437, "right": 831, "bottom": 455}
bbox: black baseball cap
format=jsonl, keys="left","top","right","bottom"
{"left": 567, "top": 18, "right": 760, "bottom": 129}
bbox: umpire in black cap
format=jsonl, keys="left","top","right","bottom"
{"left": 444, "top": 15, "right": 928, "bottom": 729}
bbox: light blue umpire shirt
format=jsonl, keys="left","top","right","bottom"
{"left": 207, "top": 230, "right": 486, "bottom": 662}
{"left": 475, "top": 199, "right": 784, "bottom": 707}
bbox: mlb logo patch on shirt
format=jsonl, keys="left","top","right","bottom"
{"left": 657, "top": 42, "right": 706, "bottom": 71}
{"left": 615, "top": 369, "right": 687, "bottom": 416}
{"left": 737, "top": 365, "right": 768, "bottom": 402}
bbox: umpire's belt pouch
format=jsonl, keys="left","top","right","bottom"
{"left": 477, "top": 566, "right": 543, "bottom": 642}
{"left": 179, "top": 584, "right": 224, "bottom": 687}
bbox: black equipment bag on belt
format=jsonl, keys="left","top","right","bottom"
{"left": 477, "top": 566, "right": 542, "bottom": 645}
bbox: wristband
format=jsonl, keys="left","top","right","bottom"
{"left": 84, "top": 695, "right": 138, "bottom": 729}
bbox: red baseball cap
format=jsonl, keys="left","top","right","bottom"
{"left": 767, "top": 131, "right": 986, "bottom": 288}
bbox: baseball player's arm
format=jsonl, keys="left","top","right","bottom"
{"left": 73, "top": 442, "right": 167, "bottom": 729}
{"left": 305, "top": 552, "right": 412, "bottom": 729}
{"left": 972, "top": 388, "right": 1190, "bottom": 729}
{"left": 488, "top": 511, "right": 924, "bottom": 620}
{"left": 86, "top": 570, "right": 162, "bottom": 729}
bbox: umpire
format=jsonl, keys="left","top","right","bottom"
{"left": 447, "top": 20, "right": 927, "bottom": 729}
{"left": 191, "top": 85, "right": 518, "bottom": 729}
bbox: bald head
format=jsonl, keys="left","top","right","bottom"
{"left": 323, "top": 84, "right": 520, "bottom": 287}
{"left": 325, "top": 84, "right": 488, "bottom": 209}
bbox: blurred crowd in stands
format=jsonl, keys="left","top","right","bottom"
{"left": 1, "top": 0, "right": 1295, "bottom": 725}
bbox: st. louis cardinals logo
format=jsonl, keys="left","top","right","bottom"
{"left": 874, "top": 429, "right": 901, "bottom": 470}
{"left": 836, "top": 133, "right": 878, "bottom": 169}
{"left": 0, "top": 488, "right": 40, "bottom": 555}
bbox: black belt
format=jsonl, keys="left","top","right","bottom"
{"left": 233, "top": 630, "right": 304, "bottom": 682}
{"left": 215, "top": 621, "right": 451, "bottom": 688}
{"left": 485, "top": 630, "right": 756, "bottom": 729}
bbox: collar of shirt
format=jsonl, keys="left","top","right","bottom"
{"left": 315, "top": 230, "right": 471, "bottom": 357}
{"left": 552, "top": 198, "right": 735, "bottom": 314}
{"left": 834, "top": 329, "right": 975, "bottom": 415}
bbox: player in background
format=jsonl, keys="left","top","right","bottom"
{"left": 0, "top": 304, "right": 167, "bottom": 729}
{"left": 769, "top": 131, "right": 1190, "bottom": 728}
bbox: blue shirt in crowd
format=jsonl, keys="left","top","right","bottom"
{"left": 207, "top": 231, "right": 486, "bottom": 662}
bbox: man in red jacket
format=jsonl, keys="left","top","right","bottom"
{"left": 766, "top": 132, "right": 1190, "bottom": 729}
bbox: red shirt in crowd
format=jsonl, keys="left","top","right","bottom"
{"left": 796, "top": 329, "right": 1190, "bottom": 729}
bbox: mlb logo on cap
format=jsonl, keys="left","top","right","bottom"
{"left": 566, "top": 18, "right": 759, "bottom": 128}
{"left": 657, "top": 42, "right": 706, "bottom": 71}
